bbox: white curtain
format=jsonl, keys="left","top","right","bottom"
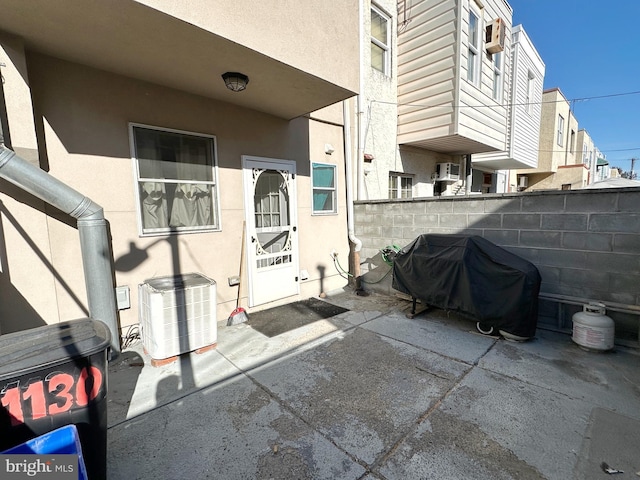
{"left": 141, "top": 181, "right": 168, "bottom": 228}
{"left": 169, "top": 149, "right": 212, "bottom": 227}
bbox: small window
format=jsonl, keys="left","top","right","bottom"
{"left": 389, "top": 173, "right": 413, "bottom": 199}
{"left": 131, "top": 124, "right": 219, "bottom": 235}
{"left": 526, "top": 71, "right": 534, "bottom": 114}
{"left": 371, "top": 5, "right": 391, "bottom": 75}
{"left": 561, "top": 183, "right": 572, "bottom": 190}
{"left": 467, "top": 10, "right": 480, "bottom": 84}
{"left": 492, "top": 51, "right": 502, "bottom": 101}
{"left": 557, "top": 114, "right": 565, "bottom": 147}
{"left": 312, "top": 163, "right": 337, "bottom": 214}
{"left": 570, "top": 130, "right": 575, "bottom": 153}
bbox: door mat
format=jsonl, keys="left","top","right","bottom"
{"left": 248, "top": 297, "right": 349, "bottom": 338}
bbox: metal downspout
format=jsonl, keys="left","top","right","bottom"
{"left": 343, "top": 100, "right": 362, "bottom": 283}
{"left": 0, "top": 146, "right": 120, "bottom": 355}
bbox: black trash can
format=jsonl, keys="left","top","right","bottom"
{"left": 0, "top": 319, "right": 110, "bottom": 480}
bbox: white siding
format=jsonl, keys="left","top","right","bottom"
{"left": 510, "top": 26, "right": 545, "bottom": 169}
{"left": 397, "top": 0, "right": 457, "bottom": 145}
{"left": 473, "top": 24, "right": 545, "bottom": 170}
{"left": 397, "top": 0, "right": 512, "bottom": 154}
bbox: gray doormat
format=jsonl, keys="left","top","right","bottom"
{"left": 248, "top": 297, "right": 349, "bottom": 337}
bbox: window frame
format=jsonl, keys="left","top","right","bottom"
{"left": 370, "top": 4, "right": 391, "bottom": 75}
{"left": 570, "top": 130, "right": 575, "bottom": 153}
{"left": 526, "top": 71, "right": 534, "bottom": 114}
{"left": 492, "top": 51, "right": 503, "bottom": 101}
{"left": 557, "top": 114, "right": 565, "bottom": 147}
{"left": 388, "top": 172, "right": 413, "bottom": 199}
{"left": 129, "top": 122, "right": 221, "bottom": 237}
{"left": 311, "top": 162, "right": 338, "bottom": 215}
{"left": 467, "top": 8, "right": 481, "bottom": 85}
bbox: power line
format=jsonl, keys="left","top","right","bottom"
{"left": 372, "top": 89, "right": 640, "bottom": 110}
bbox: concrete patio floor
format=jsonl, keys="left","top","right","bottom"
{"left": 106, "top": 290, "right": 640, "bottom": 479}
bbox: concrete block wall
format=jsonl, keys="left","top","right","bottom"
{"left": 354, "top": 188, "right": 640, "bottom": 344}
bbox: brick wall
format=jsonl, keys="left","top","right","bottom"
{"left": 354, "top": 188, "right": 640, "bottom": 344}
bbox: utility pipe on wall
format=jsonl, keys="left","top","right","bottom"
{"left": 343, "top": 100, "right": 362, "bottom": 282}
{"left": 0, "top": 146, "right": 120, "bottom": 355}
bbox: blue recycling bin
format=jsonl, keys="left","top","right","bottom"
{"left": 1, "top": 424, "right": 88, "bottom": 480}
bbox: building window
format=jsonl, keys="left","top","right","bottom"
{"left": 492, "top": 51, "right": 502, "bottom": 101}
{"left": 312, "top": 162, "right": 337, "bottom": 214}
{"left": 570, "top": 130, "right": 575, "bottom": 153}
{"left": 131, "top": 124, "right": 219, "bottom": 235}
{"left": 557, "top": 114, "right": 565, "bottom": 147}
{"left": 526, "top": 71, "right": 534, "bottom": 114}
{"left": 371, "top": 5, "right": 390, "bottom": 75}
{"left": 389, "top": 173, "right": 413, "bottom": 199}
{"left": 561, "top": 183, "right": 571, "bottom": 190}
{"left": 467, "top": 10, "right": 480, "bottom": 84}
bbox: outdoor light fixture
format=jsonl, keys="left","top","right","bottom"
{"left": 222, "top": 72, "right": 249, "bottom": 92}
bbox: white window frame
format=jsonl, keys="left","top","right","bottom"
{"left": 583, "top": 143, "right": 589, "bottom": 165}
{"left": 389, "top": 172, "right": 413, "bottom": 199}
{"left": 492, "top": 51, "right": 502, "bottom": 101}
{"left": 570, "top": 130, "right": 575, "bottom": 153}
{"left": 557, "top": 114, "right": 565, "bottom": 147}
{"left": 130, "top": 123, "right": 221, "bottom": 236}
{"left": 311, "top": 162, "right": 337, "bottom": 215}
{"left": 467, "top": 8, "right": 481, "bottom": 85}
{"left": 371, "top": 4, "right": 391, "bottom": 75}
{"left": 526, "top": 71, "right": 534, "bottom": 114}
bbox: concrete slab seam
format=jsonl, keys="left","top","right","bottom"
{"left": 219, "top": 348, "right": 375, "bottom": 476}
{"left": 369, "top": 363, "right": 477, "bottom": 475}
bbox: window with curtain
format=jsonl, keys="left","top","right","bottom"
{"left": 312, "top": 163, "right": 337, "bottom": 214}
{"left": 371, "top": 5, "right": 390, "bottom": 75}
{"left": 131, "top": 124, "right": 219, "bottom": 235}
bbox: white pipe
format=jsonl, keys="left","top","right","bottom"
{"left": 343, "top": 100, "right": 362, "bottom": 254}
{"left": 0, "top": 146, "right": 120, "bottom": 355}
{"left": 356, "top": 0, "right": 365, "bottom": 200}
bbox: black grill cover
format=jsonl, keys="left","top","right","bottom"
{"left": 392, "top": 234, "right": 541, "bottom": 338}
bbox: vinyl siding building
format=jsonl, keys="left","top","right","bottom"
{"left": 472, "top": 25, "right": 545, "bottom": 193}
{"left": 360, "top": 0, "right": 514, "bottom": 200}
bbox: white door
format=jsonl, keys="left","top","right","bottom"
{"left": 242, "top": 156, "right": 299, "bottom": 307}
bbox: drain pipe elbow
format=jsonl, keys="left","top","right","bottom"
{"left": 0, "top": 145, "right": 120, "bottom": 355}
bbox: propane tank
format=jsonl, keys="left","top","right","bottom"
{"left": 572, "top": 302, "right": 615, "bottom": 351}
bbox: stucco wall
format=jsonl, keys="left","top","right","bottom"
{"left": 354, "top": 189, "right": 640, "bottom": 344}
{"left": 0, "top": 53, "right": 349, "bottom": 335}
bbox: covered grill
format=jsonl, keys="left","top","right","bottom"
{"left": 392, "top": 234, "right": 541, "bottom": 339}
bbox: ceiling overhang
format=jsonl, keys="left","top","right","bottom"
{"left": 0, "top": 0, "right": 355, "bottom": 120}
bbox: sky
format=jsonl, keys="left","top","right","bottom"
{"left": 507, "top": 0, "right": 640, "bottom": 172}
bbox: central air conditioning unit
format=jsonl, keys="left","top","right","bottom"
{"left": 139, "top": 273, "right": 217, "bottom": 362}
{"left": 519, "top": 176, "right": 529, "bottom": 188}
{"left": 485, "top": 18, "right": 506, "bottom": 54}
{"left": 435, "top": 162, "right": 461, "bottom": 182}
